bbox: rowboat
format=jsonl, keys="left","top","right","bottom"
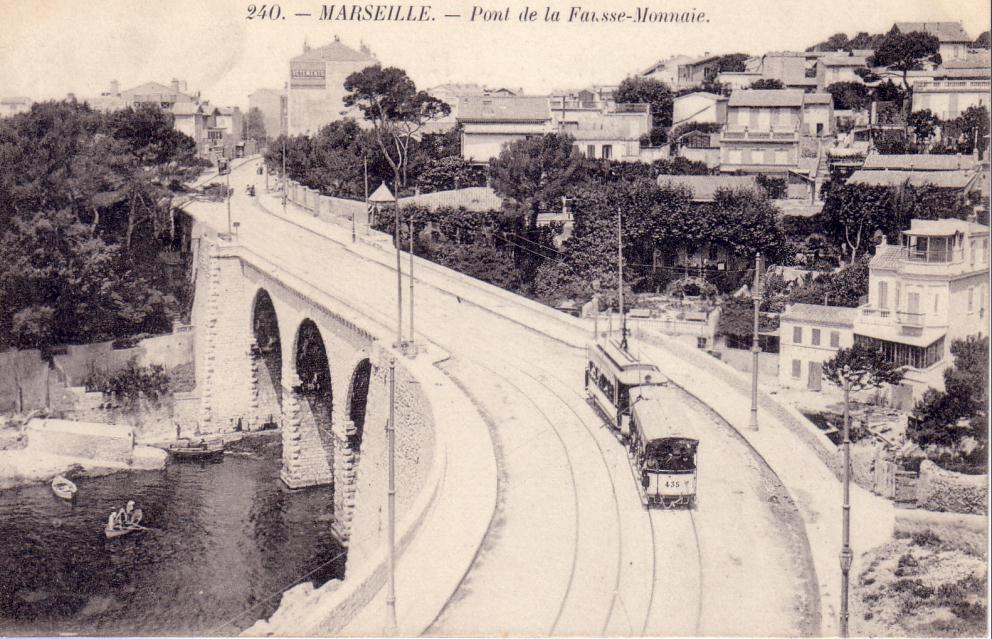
{"left": 105, "top": 524, "right": 145, "bottom": 539}
{"left": 51, "top": 476, "right": 77, "bottom": 500}
{"left": 168, "top": 438, "right": 225, "bottom": 461}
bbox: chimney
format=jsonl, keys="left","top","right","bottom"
{"left": 110, "top": 79, "right": 120, "bottom": 96}
{"left": 171, "top": 78, "right": 180, "bottom": 93}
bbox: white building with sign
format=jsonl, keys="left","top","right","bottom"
{"left": 287, "top": 37, "right": 377, "bottom": 135}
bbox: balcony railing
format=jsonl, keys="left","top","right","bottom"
{"left": 721, "top": 128, "right": 799, "bottom": 142}
{"left": 915, "top": 80, "right": 991, "bottom": 91}
{"left": 860, "top": 306, "right": 931, "bottom": 328}
{"left": 896, "top": 311, "right": 925, "bottom": 327}
{"left": 903, "top": 247, "right": 964, "bottom": 264}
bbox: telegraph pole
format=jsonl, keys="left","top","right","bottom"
{"left": 394, "top": 184, "right": 403, "bottom": 349}
{"left": 225, "top": 167, "right": 232, "bottom": 236}
{"left": 281, "top": 135, "right": 287, "bottom": 215}
{"left": 385, "top": 358, "right": 398, "bottom": 633}
{"left": 749, "top": 252, "right": 765, "bottom": 430}
{"left": 617, "top": 206, "right": 628, "bottom": 351}
{"left": 408, "top": 214, "right": 415, "bottom": 350}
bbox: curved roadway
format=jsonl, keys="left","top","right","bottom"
{"left": 185, "top": 160, "right": 816, "bottom": 636}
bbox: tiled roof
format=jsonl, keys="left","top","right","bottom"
{"left": 847, "top": 170, "right": 976, "bottom": 189}
{"left": 291, "top": 40, "right": 376, "bottom": 62}
{"left": 641, "top": 55, "right": 694, "bottom": 76}
{"left": 673, "top": 91, "right": 727, "bottom": 103}
{"left": 781, "top": 303, "right": 856, "bottom": 327}
{"left": 803, "top": 93, "right": 833, "bottom": 105}
{"left": 456, "top": 96, "right": 551, "bottom": 122}
{"left": 868, "top": 244, "right": 904, "bottom": 270}
{"left": 400, "top": 187, "right": 503, "bottom": 212}
{"left": 170, "top": 102, "right": 203, "bottom": 116}
{"left": 862, "top": 154, "right": 977, "bottom": 171}
{"left": 930, "top": 67, "right": 992, "bottom": 79}
{"left": 728, "top": 89, "right": 805, "bottom": 107}
{"left": 657, "top": 175, "right": 759, "bottom": 201}
{"left": 940, "top": 51, "right": 992, "bottom": 69}
{"left": 894, "top": 21, "right": 970, "bottom": 42}
{"left": 906, "top": 219, "right": 988, "bottom": 236}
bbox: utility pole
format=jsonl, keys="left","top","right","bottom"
{"left": 839, "top": 377, "right": 853, "bottom": 638}
{"left": 281, "top": 136, "right": 287, "bottom": 215}
{"left": 618, "top": 206, "right": 628, "bottom": 351}
{"left": 394, "top": 187, "right": 403, "bottom": 349}
{"left": 385, "top": 358, "right": 398, "bottom": 633}
{"left": 409, "top": 214, "right": 415, "bottom": 350}
{"left": 749, "top": 252, "right": 765, "bottom": 431}
{"left": 225, "top": 168, "right": 232, "bottom": 237}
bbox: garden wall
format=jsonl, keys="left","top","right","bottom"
{"left": 915, "top": 459, "right": 988, "bottom": 515}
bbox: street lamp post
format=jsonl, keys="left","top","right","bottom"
{"left": 749, "top": 252, "right": 765, "bottom": 431}
{"left": 281, "top": 136, "right": 287, "bottom": 215}
{"left": 225, "top": 168, "right": 232, "bottom": 237}
{"left": 394, "top": 193, "right": 403, "bottom": 349}
{"left": 408, "top": 214, "right": 415, "bottom": 351}
{"left": 385, "top": 357, "right": 398, "bottom": 633}
{"left": 839, "top": 378, "right": 853, "bottom": 637}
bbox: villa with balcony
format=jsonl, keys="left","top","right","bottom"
{"left": 853, "top": 218, "right": 989, "bottom": 396}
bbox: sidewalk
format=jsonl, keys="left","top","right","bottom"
{"left": 635, "top": 332, "right": 895, "bottom": 638}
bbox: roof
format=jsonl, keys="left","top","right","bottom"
{"left": 642, "top": 54, "right": 694, "bottom": 75}
{"left": 291, "top": 40, "right": 376, "bottom": 62}
{"left": 930, "top": 67, "right": 992, "bottom": 80}
{"left": 1, "top": 96, "right": 31, "bottom": 105}
{"left": 368, "top": 182, "right": 395, "bottom": 203}
{"left": 781, "top": 303, "right": 856, "bottom": 327}
{"left": 803, "top": 93, "right": 833, "bottom": 105}
{"left": 940, "top": 51, "right": 992, "bottom": 69}
{"left": 673, "top": 91, "right": 727, "bottom": 103}
{"left": 679, "top": 54, "right": 722, "bottom": 67}
{"left": 869, "top": 243, "right": 904, "bottom": 270}
{"left": 862, "top": 154, "right": 977, "bottom": 172}
{"left": 657, "top": 175, "right": 759, "bottom": 201}
{"left": 893, "top": 21, "right": 971, "bottom": 43}
{"left": 631, "top": 386, "right": 694, "bottom": 442}
{"left": 847, "top": 169, "right": 976, "bottom": 189}
{"left": 121, "top": 81, "right": 193, "bottom": 100}
{"left": 170, "top": 102, "right": 204, "bottom": 116}
{"left": 569, "top": 119, "right": 646, "bottom": 141}
{"left": 728, "top": 89, "right": 805, "bottom": 108}
{"left": 905, "top": 218, "right": 988, "bottom": 236}
{"left": 820, "top": 55, "right": 868, "bottom": 67}
{"left": 399, "top": 187, "right": 502, "bottom": 212}
{"left": 456, "top": 96, "right": 551, "bottom": 122}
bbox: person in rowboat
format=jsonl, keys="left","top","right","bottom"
{"left": 107, "top": 511, "right": 121, "bottom": 531}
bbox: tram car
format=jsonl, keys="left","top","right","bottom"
{"left": 630, "top": 385, "right": 698, "bottom": 509}
{"left": 585, "top": 340, "right": 698, "bottom": 509}
{"left": 585, "top": 340, "right": 666, "bottom": 441}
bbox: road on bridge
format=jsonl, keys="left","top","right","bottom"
{"left": 184, "top": 160, "right": 817, "bottom": 636}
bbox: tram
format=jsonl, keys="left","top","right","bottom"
{"left": 630, "top": 385, "right": 698, "bottom": 509}
{"left": 585, "top": 340, "right": 665, "bottom": 441}
{"left": 585, "top": 340, "right": 698, "bottom": 510}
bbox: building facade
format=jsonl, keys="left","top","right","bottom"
{"left": 287, "top": 37, "right": 377, "bottom": 135}
{"left": 672, "top": 92, "right": 728, "bottom": 128}
{"left": 457, "top": 96, "right": 552, "bottom": 163}
{"left": 778, "top": 304, "right": 856, "bottom": 390}
{"left": 912, "top": 79, "right": 990, "bottom": 121}
{"left": 853, "top": 219, "right": 989, "bottom": 394}
{"left": 893, "top": 21, "right": 973, "bottom": 61}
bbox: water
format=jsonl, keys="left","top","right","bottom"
{"left": 0, "top": 434, "right": 345, "bottom": 636}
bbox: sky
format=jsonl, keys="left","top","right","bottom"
{"left": 1, "top": 0, "right": 989, "bottom": 109}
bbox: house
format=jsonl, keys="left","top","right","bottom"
{"left": 911, "top": 77, "right": 990, "bottom": 121}
{"left": 248, "top": 88, "right": 287, "bottom": 138}
{"left": 674, "top": 130, "right": 721, "bottom": 168}
{"left": 672, "top": 92, "right": 728, "bottom": 128}
{"left": 816, "top": 54, "right": 869, "bottom": 89}
{"left": 170, "top": 102, "right": 209, "bottom": 153}
{"left": 641, "top": 55, "right": 695, "bottom": 88}
{"left": 120, "top": 79, "right": 196, "bottom": 109}
{"left": 568, "top": 119, "right": 648, "bottom": 161}
{"left": 846, "top": 169, "right": 981, "bottom": 196}
{"left": 893, "top": 21, "right": 972, "bottom": 61}
{"left": 778, "top": 303, "right": 857, "bottom": 390}
{"left": 853, "top": 219, "right": 989, "bottom": 397}
{"left": 0, "top": 96, "right": 32, "bottom": 117}
{"left": 716, "top": 57, "right": 763, "bottom": 90}
{"left": 457, "top": 96, "right": 552, "bottom": 163}
{"left": 399, "top": 186, "right": 502, "bottom": 212}
{"left": 860, "top": 153, "right": 978, "bottom": 173}
{"left": 287, "top": 37, "right": 378, "bottom": 135}
{"left": 676, "top": 54, "right": 723, "bottom": 90}
{"left": 751, "top": 52, "right": 821, "bottom": 90}
{"left": 719, "top": 90, "right": 834, "bottom": 176}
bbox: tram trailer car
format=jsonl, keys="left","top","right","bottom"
{"left": 585, "top": 341, "right": 665, "bottom": 442}
{"left": 630, "top": 387, "right": 698, "bottom": 509}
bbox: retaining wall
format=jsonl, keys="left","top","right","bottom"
{"left": 26, "top": 418, "right": 134, "bottom": 463}
{"left": 916, "top": 459, "right": 988, "bottom": 515}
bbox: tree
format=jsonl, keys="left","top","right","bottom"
{"left": 869, "top": 28, "right": 941, "bottom": 92}
{"left": 713, "top": 53, "right": 750, "bottom": 72}
{"left": 854, "top": 67, "right": 881, "bottom": 83}
{"left": 415, "top": 156, "right": 486, "bottom": 193}
{"left": 908, "top": 336, "right": 989, "bottom": 467}
{"left": 821, "top": 182, "right": 899, "bottom": 264}
{"left": 825, "top": 82, "right": 872, "bottom": 111}
{"left": 489, "top": 133, "right": 583, "bottom": 229}
{"left": 974, "top": 31, "right": 990, "bottom": 49}
{"left": 908, "top": 109, "right": 939, "bottom": 142}
{"left": 244, "top": 107, "right": 267, "bottom": 143}
{"left": 750, "top": 78, "right": 785, "bottom": 90}
{"left": 785, "top": 257, "right": 869, "bottom": 307}
{"left": 615, "top": 76, "right": 674, "bottom": 128}
{"left": 945, "top": 105, "right": 990, "bottom": 156}
{"left": 343, "top": 64, "right": 451, "bottom": 191}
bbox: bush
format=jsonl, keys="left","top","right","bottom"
{"left": 910, "top": 530, "right": 942, "bottom": 548}
{"left": 83, "top": 359, "right": 171, "bottom": 407}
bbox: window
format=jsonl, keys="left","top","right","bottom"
{"left": 878, "top": 281, "right": 888, "bottom": 310}
{"left": 601, "top": 145, "right": 612, "bottom": 160}
{"left": 697, "top": 337, "right": 707, "bottom": 349}
{"left": 791, "top": 359, "right": 802, "bottom": 378}
{"left": 586, "top": 145, "right": 596, "bottom": 158}
{"left": 855, "top": 334, "right": 945, "bottom": 369}
{"left": 830, "top": 331, "right": 840, "bottom": 348}
{"left": 971, "top": 240, "right": 976, "bottom": 266}
{"left": 793, "top": 326, "right": 803, "bottom": 344}
{"left": 811, "top": 329, "right": 821, "bottom": 346}
{"left": 968, "top": 287, "right": 974, "bottom": 312}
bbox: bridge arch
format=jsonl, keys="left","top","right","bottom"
{"left": 251, "top": 288, "right": 282, "bottom": 428}
{"left": 289, "top": 318, "right": 336, "bottom": 493}
{"left": 345, "top": 358, "right": 372, "bottom": 456}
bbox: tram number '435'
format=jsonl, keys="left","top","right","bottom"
{"left": 664, "top": 480, "right": 683, "bottom": 488}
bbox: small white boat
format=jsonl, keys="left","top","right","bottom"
{"left": 51, "top": 476, "right": 77, "bottom": 500}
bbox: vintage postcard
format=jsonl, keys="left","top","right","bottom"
{"left": 0, "top": 0, "right": 989, "bottom": 636}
